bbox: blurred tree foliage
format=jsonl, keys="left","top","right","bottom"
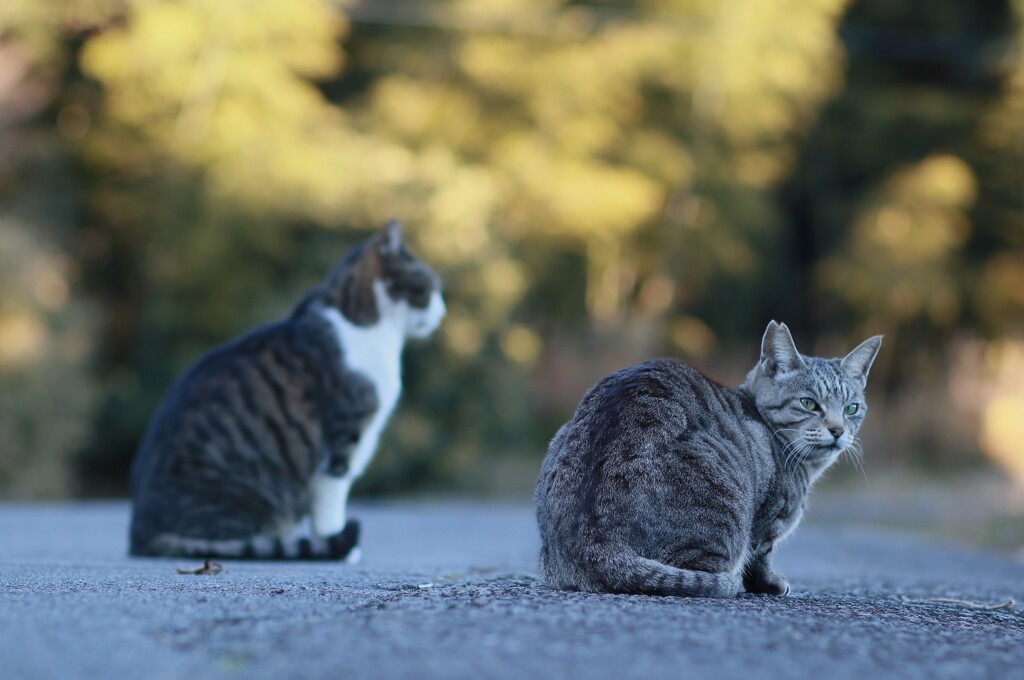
{"left": 786, "top": 0, "right": 1018, "bottom": 370}
{"left": 1, "top": 0, "right": 1023, "bottom": 497}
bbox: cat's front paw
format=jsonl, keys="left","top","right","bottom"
{"left": 327, "top": 519, "right": 360, "bottom": 561}
{"left": 743, "top": 571, "right": 790, "bottom": 596}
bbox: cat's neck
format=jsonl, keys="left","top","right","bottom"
{"left": 770, "top": 434, "right": 837, "bottom": 490}
{"left": 317, "top": 283, "right": 410, "bottom": 362}
{"left": 735, "top": 383, "right": 823, "bottom": 489}
{"left": 318, "top": 290, "right": 405, "bottom": 409}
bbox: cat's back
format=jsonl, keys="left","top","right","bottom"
{"left": 557, "top": 358, "right": 742, "bottom": 445}
{"left": 538, "top": 357, "right": 770, "bottom": 510}
{"left": 131, "top": 313, "right": 337, "bottom": 486}
{"left": 151, "top": 317, "right": 318, "bottom": 420}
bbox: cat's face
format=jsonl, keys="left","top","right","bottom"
{"left": 327, "top": 220, "right": 445, "bottom": 337}
{"left": 375, "top": 221, "right": 446, "bottom": 339}
{"left": 746, "top": 321, "right": 882, "bottom": 469}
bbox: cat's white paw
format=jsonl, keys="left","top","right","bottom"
{"left": 344, "top": 547, "right": 363, "bottom": 565}
{"left": 311, "top": 473, "right": 350, "bottom": 536}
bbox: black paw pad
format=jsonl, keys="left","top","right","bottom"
{"left": 327, "top": 519, "right": 360, "bottom": 559}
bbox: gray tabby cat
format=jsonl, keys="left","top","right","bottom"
{"left": 130, "top": 221, "right": 445, "bottom": 560}
{"left": 535, "top": 321, "right": 881, "bottom": 597}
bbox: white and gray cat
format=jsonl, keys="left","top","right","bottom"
{"left": 535, "top": 321, "right": 881, "bottom": 597}
{"left": 130, "top": 221, "right": 445, "bottom": 560}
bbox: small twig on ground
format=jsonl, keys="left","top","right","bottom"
{"left": 899, "top": 595, "right": 1014, "bottom": 610}
{"left": 175, "top": 559, "right": 225, "bottom": 575}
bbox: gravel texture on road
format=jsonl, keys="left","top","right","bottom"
{"left": 2, "top": 501, "right": 1023, "bottom": 679}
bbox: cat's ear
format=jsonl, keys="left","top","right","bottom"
{"left": 378, "top": 219, "right": 404, "bottom": 256}
{"left": 760, "top": 321, "right": 805, "bottom": 378}
{"left": 841, "top": 335, "right": 883, "bottom": 382}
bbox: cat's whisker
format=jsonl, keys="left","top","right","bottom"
{"left": 794, "top": 442, "right": 812, "bottom": 472}
{"left": 785, "top": 439, "right": 811, "bottom": 473}
{"left": 781, "top": 437, "right": 802, "bottom": 472}
{"left": 784, "top": 443, "right": 799, "bottom": 472}
{"left": 796, "top": 441, "right": 815, "bottom": 470}
{"left": 780, "top": 438, "right": 800, "bottom": 460}
{"left": 846, "top": 448, "right": 869, "bottom": 487}
{"left": 794, "top": 442, "right": 813, "bottom": 472}
{"left": 835, "top": 438, "right": 868, "bottom": 485}
{"left": 842, "top": 437, "right": 869, "bottom": 486}
{"left": 773, "top": 428, "right": 802, "bottom": 468}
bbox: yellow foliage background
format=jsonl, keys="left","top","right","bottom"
{"left": 2, "top": 0, "right": 1024, "bottom": 496}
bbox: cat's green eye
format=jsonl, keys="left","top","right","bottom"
{"left": 844, "top": 403, "right": 860, "bottom": 415}
{"left": 799, "top": 398, "right": 819, "bottom": 412}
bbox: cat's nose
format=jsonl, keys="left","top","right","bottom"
{"left": 828, "top": 426, "right": 844, "bottom": 440}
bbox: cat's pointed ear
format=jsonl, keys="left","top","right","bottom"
{"left": 841, "top": 335, "right": 883, "bottom": 382}
{"left": 378, "top": 219, "right": 404, "bottom": 256}
{"left": 760, "top": 321, "right": 805, "bottom": 378}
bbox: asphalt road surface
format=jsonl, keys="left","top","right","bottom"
{"left": 2, "top": 501, "right": 1023, "bottom": 679}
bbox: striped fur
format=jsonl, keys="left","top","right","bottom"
{"left": 130, "top": 221, "right": 444, "bottom": 560}
{"left": 138, "top": 520, "right": 361, "bottom": 561}
{"left": 535, "top": 321, "right": 881, "bottom": 597}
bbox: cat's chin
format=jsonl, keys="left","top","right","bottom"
{"left": 406, "top": 292, "right": 446, "bottom": 339}
{"left": 807, "top": 444, "right": 845, "bottom": 462}
{"left": 407, "top": 320, "right": 441, "bottom": 340}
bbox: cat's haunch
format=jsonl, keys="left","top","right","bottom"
{"left": 534, "top": 321, "right": 881, "bottom": 597}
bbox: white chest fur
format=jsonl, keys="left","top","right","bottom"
{"left": 310, "top": 294, "right": 405, "bottom": 537}
{"left": 309, "top": 281, "right": 444, "bottom": 538}
{"left": 319, "top": 303, "right": 404, "bottom": 477}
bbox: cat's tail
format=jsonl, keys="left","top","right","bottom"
{"left": 583, "top": 547, "right": 740, "bottom": 598}
{"left": 130, "top": 520, "right": 361, "bottom": 562}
